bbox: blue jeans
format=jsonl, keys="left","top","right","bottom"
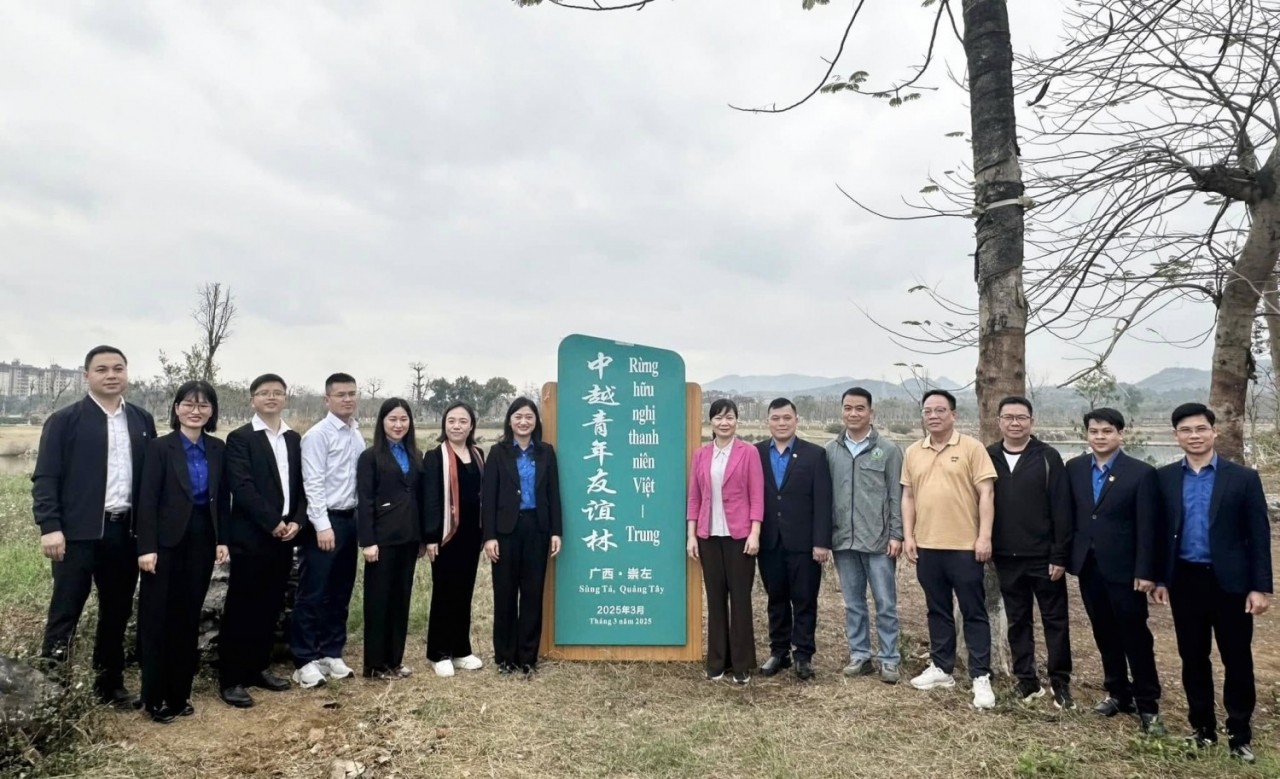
{"left": 832, "top": 550, "right": 900, "bottom": 666}
{"left": 290, "top": 512, "right": 359, "bottom": 666}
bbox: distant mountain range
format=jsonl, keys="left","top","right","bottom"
{"left": 705, "top": 367, "right": 1213, "bottom": 400}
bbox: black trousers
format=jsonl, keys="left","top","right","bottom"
{"left": 1077, "top": 553, "right": 1161, "bottom": 713}
{"left": 757, "top": 546, "right": 821, "bottom": 661}
{"left": 698, "top": 535, "right": 756, "bottom": 676}
{"left": 139, "top": 507, "right": 216, "bottom": 708}
{"left": 427, "top": 518, "right": 482, "bottom": 661}
{"left": 491, "top": 511, "right": 549, "bottom": 668}
{"left": 219, "top": 544, "right": 293, "bottom": 688}
{"left": 290, "top": 512, "right": 359, "bottom": 666}
{"left": 1170, "top": 561, "right": 1255, "bottom": 746}
{"left": 363, "top": 542, "right": 418, "bottom": 672}
{"left": 41, "top": 516, "right": 138, "bottom": 692}
{"left": 994, "top": 556, "right": 1072, "bottom": 692}
{"left": 916, "top": 548, "right": 990, "bottom": 678}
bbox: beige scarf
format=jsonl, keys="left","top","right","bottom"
{"left": 441, "top": 443, "right": 484, "bottom": 545}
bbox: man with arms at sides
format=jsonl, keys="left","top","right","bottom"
{"left": 218, "top": 374, "right": 306, "bottom": 708}
{"left": 824, "top": 387, "right": 904, "bottom": 684}
{"left": 290, "top": 373, "right": 365, "bottom": 688}
{"left": 901, "top": 389, "right": 998, "bottom": 709}
{"left": 987, "top": 396, "right": 1073, "bottom": 708}
{"left": 33, "top": 345, "right": 156, "bottom": 709}
{"left": 1065, "top": 407, "right": 1164, "bottom": 734}
{"left": 1154, "top": 403, "right": 1272, "bottom": 763}
{"left": 755, "top": 398, "right": 833, "bottom": 681}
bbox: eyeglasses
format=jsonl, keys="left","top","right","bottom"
{"left": 1176, "top": 426, "right": 1212, "bottom": 435}
{"left": 999, "top": 414, "right": 1031, "bottom": 423}
{"left": 253, "top": 390, "right": 286, "bottom": 398}
{"left": 328, "top": 391, "right": 358, "bottom": 400}
{"left": 178, "top": 401, "right": 212, "bottom": 412}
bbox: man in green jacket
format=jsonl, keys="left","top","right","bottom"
{"left": 824, "top": 387, "right": 904, "bottom": 683}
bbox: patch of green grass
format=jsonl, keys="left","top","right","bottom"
{"left": 1016, "top": 744, "right": 1081, "bottom": 777}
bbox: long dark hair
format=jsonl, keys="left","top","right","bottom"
{"left": 500, "top": 397, "right": 543, "bottom": 445}
{"left": 372, "top": 397, "right": 419, "bottom": 472}
{"left": 437, "top": 401, "right": 479, "bottom": 448}
{"left": 169, "top": 380, "right": 219, "bottom": 433}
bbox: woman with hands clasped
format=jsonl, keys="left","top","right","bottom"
{"left": 136, "top": 380, "right": 231, "bottom": 723}
{"left": 482, "top": 398, "right": 562, "bottom": 677}
{"left": 422, "top": 402, "right": 487, "bottom": 677}
{"left": 686, "top": 399, "right": 765, "bottom": 685}
{"left": 356, "top": 398, "right": 425, "bottom": 680}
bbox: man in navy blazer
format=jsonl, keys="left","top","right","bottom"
{"left": 1153, "top": 403, "right": 1272, "bottom": 764}
{"left": 31, "top": 345, "right": 156, "bottom": 708}
{"left": 755, "top": 398, "right": 833, "bottom": 681}
{"left": 1064, "top": 407, "right": 1164, "bottom": 734}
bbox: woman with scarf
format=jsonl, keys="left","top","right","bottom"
{"left": 422, "top": 401, "right": 487, "bottom": 677}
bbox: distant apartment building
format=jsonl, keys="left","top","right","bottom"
{"left": 0, "top": 360, "right": 86, "bottom": 397}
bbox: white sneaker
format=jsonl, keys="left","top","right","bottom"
{"left": 292, "top": 661, "right": 326, "bottom": 689}
{"left": 909, "top": 662, "right": 956, "bottom": 690}
{"left": 451, "top": 654, "right": 484, "bottom": 671}
{"left": 433, "top": 659, "right": 455, "bottom": 677}
{"left": 316, "top": 657, "right": 354, "bottom": 679}
{"left": 972, "top": 674, "right": 996, "bottom": 709}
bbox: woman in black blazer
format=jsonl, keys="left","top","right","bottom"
{"left": 136, "top": 380, "right": 230, "bottom": 723}
{"left": 482, "top": 397, "right": 562, "bottom": 676}
{"left": 357, "top": 398, "right": 425, "bottom": 679}
{"left": 422, "top": 401, "right": 486, "bottom": 677}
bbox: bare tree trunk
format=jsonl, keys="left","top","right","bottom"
{"left": 961, "top": 0, "right": 1025, "bottom": 678}
{"left": 1210, "top": 195, "right": 1280, "bottom": 462}
{"left": 1265, "top": 277, "right": 1280, "bottom": 432}
{"left": 194, "top": 282, "right": 237, "bottom": 383}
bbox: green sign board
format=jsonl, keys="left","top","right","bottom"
{"left": 554, "top": 334, "right": 687, "bottom": 646}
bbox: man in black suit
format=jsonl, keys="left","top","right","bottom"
{"left": 31, "top": 345, "right": 156, "bottom": 708}
{"left": 1153, "top": 403, "right": 1272, "bottom": 763}
{"left": 217, "top": 373, "right": 307, "bottom": 707}
{"left": 1065, "top": 407, "right": 1164, "bottom": 734}
{"left": 755, "top": 398, "right": 833, "bottom": 681}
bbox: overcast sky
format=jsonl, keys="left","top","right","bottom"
{"left": 0, "top": 1, "right": 1217, "bottom": 394}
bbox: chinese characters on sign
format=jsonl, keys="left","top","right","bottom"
{"left": 555, "top": 335, "right": 687, "bottom": 645}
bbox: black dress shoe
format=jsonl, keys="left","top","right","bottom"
{"left": 146, "top": 703, "right": 176, "bottom": 724}
{"left": 1140, "top": 713, "right": 1166, "bottom": 736}
{"left": 247, "top": 670, "right": 291, "bottom": 692}
{"left": 1092, "top": 697, "right": 1136, "bottom": 717}
{"left": 520, "top": 664, "right": 537, "bottom": 678}
{"left": 497, "top": 662, "right": 515, "bottom": 675}
{"left": 1230, "top": 744, "right": 1256, "bottom": 763}
{"left": 219, "top": 685, "right": 255, "bottom": 708}
{"left": 759, "top": 654, "right": 792, "bottom": 677}
{"left": 97, "top": 686, "right": 140, "bottom": 710}
{"left": 177, "top": 700, "right": 194, "bottom": 717}
{"left": 794, "top": 659, "right": 815, "bottom": 681}
{"left": 1184, "top": 730, "right": 1217, "bottom": 749}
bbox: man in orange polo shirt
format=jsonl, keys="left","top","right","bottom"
{"left": 901, "top": 389, "right": 998, "bottom": 709}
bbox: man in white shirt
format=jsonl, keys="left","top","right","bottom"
{"left": 33, "top": 345, "right": 156, "bottom": 708}
{"left": 290, "top": 373, "right": 365, "bottom": 688}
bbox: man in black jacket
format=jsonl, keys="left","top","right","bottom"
{"left": 987, "top": 396, "right": 1073, "bottom": 708}
{"left": 31, "top": 345, "right": 156, "bottom": 708}
{"left": 218, "top": 374, "right": 306, "bottom": 708}
{"left": 755, "top": 398, "right": 833, "bottom": 681}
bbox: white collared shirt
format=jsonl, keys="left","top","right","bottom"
{"left": 90, "top": 394, "right": 133, "bottom": 512}
{"left": 709, "top": 440, "right": 734, "bottom": 537}
{"left": 300, "top": 411, "right": 364, "bottom": 531}
{"left": 252, "top": 414, "right": 293, "bottom": 519}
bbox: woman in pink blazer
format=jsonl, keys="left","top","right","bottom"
{"left": 686, "top": 398, "right": 764, "bottom": 684}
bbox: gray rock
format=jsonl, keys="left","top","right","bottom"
{"left": 0, "top": 655, "right": 61, "bottom": 729}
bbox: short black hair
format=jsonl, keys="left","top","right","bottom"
{"left": 998, "top": 395, "right": 1033, "bottom": 416}
{"left": 437, "top": 401, "right": 479, "bottom": 447}
{"left": 501, "top": 397, "right": 544, "bottom": 444}
{"left": 169, "top": 380, "right": 219, "bottom": 433}
{"left": 250, "top": 373, "right": 288, "bottom": 394}
{"left": 1171, "top": 402, "right": 1215, "bottom": 428}
{"left": 708, "top": 398, "right": 739, "bottom": 420}
{"left": 842, "top": 387, "right": 873, "bottom": 406}
{"left": 1083, "top": 407, "right": 1126, "bottom": 431}
{"left": 325, "top": 373, "right": 357, "bottom": 393}
{"left": 767, "top": 397, "right": 796, "bottom": 414}
{"left": 84, "top": 345, "right": 127, "bottom": 370}
{"left": 921, "top": 389, "right": 956, "bottom": 410}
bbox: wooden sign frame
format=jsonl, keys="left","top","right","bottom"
{"left": 538, "top": 381, "right": 704, "bottom": 661}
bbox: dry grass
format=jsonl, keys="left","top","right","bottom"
{"left": 3, "top": 473, "right": 1280, "bottom": 778}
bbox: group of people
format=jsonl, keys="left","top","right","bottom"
{"left": 28, "top": 345, "right": 1273, "bottom": 763}
{"left": 685, "top": 388, "right": 1272, "bottom": 764}
{"left": 32, "top": 345, "right": 562, "bottom": 725}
